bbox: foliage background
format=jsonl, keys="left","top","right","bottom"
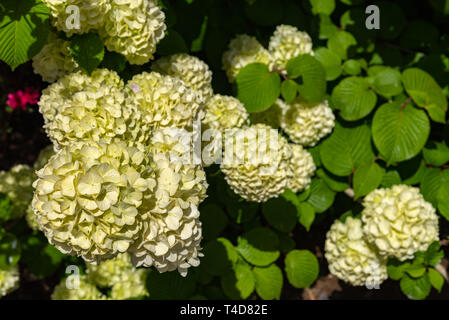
{"left": 0, "top": 0, "right": 449, "bottom": 300}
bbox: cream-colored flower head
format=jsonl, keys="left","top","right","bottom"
{"left": 26, "top": 203, "right": 39, "bottom": 231}
{"left": 362, "top": 185, "right": 439, "bottom": 261}
{"left": 0, "top": 266, "right": 19, "bottom": 297}
{"left": 32, "top": 139, "right": 156, "bottom": 264}
{"left": 99, "top": 0, "right": 166, "bottom": 64}
{"left": 42, "top": 0, "right": 109, "bottom": 36}
{"left": 152, "top": 54, "right": 213, "bottom": 101}
{"left": 39, "top": 69, "right": 145, "bottom": 149}
{"left": 32, "top": 33, "right": 79, "bottom": 83}
{"left": 268, "top": 25, "right": 314, "bottom": 70}
{"left": 325, "top": 217, "right": 388, "bottom": 287}
{"left": 281, "top": 98, "right": 335, "bottom": 147}
{"left": 288, "top": 144, "right": 315, "bottom": 193}
{"left": 34, "top": 145, "right": 56, "bottom": 171}
{"left": 222, "top": 34, "right": 272, "bottom": 82}
{"left": 203, "top": 94, "right": 249, "bottom": 131}
{"left": 250, "top": 99, "right": 287, "bottom": 129}
{"left": 87, "top": 253, "right": 148, "bottom": 299}
{"left": 0, "top": 164, "right": 35, "bottom": 219}
{"left": 126, "top": 72, "right": 204, "bottom": 134}
{"left": 130, "top": 127, "right": 208, "bottom": 276}
{"left": 51, "top": 275, "right": 106, "bottom": 300}
{"left": 220, "top": 124, "right": 292, "bottom": 202}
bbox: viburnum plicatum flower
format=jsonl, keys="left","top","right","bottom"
{"left": 0, "top": 164, "right": 35, "bottom": 219}
{"left": 39, "top": 69, "right": 145, "bottom": 149}
{"left": 152, "top": 54, "right": 214, "bottom": 101}
{"left": 41, "top": 0, "right": 109, "bottom": 36}
{"left": 125, "top": 72, "right": 204, "bottom": 135}
{"left": 268, "top": 24, "right": 314, "bottom": 71}
{"left": 51, "top": 275, "right": 106, "bottom": 300}
{"left": 99, "top": 0, "right": 166, "bottom": 64}
{"left": 32, "top": 33, "right": 79, "bottom": 83}
{"left": 222, "top": 34, "right": 272, "bottom": 82}
{"left": 87, "top": 253, "right": 149, "bottom": 299}
{"left": 0, "top": 266, "right": 19, "bottom": 297}
{"left": 281, "top": 98, "right": 335, "bottom": 147}
{"left": 220, "top": 124, "right": 292, "bottom": 203}
{"left": 129, "top": 127, "right": 208, "bottom": 276}
{"left": 33, "top": 145, "right": 56, "bottom": 171}
{"left": 249, "top": 99, "right": 287, "bottom": 129}
{"left": 325, "top": 217, "right": 388, "bottom": 287}
{"left": 32, "top": 139, "right": 156, "bottom": 264}
{"left": 6, "top": 87, "right": 40, "bottom": 111}
{"left": 362, "top": 185, "right": 439, "bottom": 261}
{"left": 203, "top": 94, "right": 249, "bottom": 131}
{"left": 287, "top": 144, "right": 316, "bottom": 193}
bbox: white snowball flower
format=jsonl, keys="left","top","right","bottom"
{"left": 288, "top": 144, "right": 316, "bottom": 193}
{"left": 0, "top": 266, "right": 19, "bottom": 297}
{"left": 325, "top": 217, "right": 388, "bottom": 287}
{"left": 362, "top": 185, "right": 439, "bottom": 261}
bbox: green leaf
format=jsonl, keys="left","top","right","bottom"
{"left": 387, "top": 260, "right": 408, "bottom": 281}
{"left": 286, "top": 54, "right": 326, "bottom": 102}
{"left": 200, "top": 203, "right": 229, "bottom": 240}
{"left": 277, "top": 232, "right": 296, "bottom": 253}
{"left": 421, "top": 168, "right": 449, "bottom": 208}
{"left": 317, "top": 169, "right": 350, "bottom": 192}
{"left": 236, "top": 227, "right": 280, "bottom": 267}
{"left": 221, "top": 261, "right": 255, "bottom": 299}
{"left": 310, "top": 0, "right": 336, "bottom": 15}
{"left": 284, "top": 250, "right": 319, "bottom": 288}
{"left": 428, "top": 268, "right": 444, "bottom": 293}
{"left": 0, "top": 0, "right": 50, "bottom": 70}
{"left": 400, "top": 273, "right": 431, "bottom": 300}
{"left": 314, "top": 47, "right": 342, "bottom": 81}
{"left": 353, "top": 162, "right": 385, "bottom": 199}
{"left": 202, "top": 238, "right": 239, "bottom": 276}
{"left": 262, "top": 197, "right": 297, "bottom": 233}
{"left": 100, "top": 51, "right": 126, "bottom": 73}
{"left": 402, "top": 68, "right": 448, "bottom": 123}
{"left": 368, "top": 66, "right": 403, "bottom": 98}
{"left": 236, "top": 63, "right": 281, "bottom": 112}
{"left": 327, "top": 31, "right": 357, "bottom": 60}
{"left": 156, "top": 29, "right": 188, "bottom": 56}
{"left": 298, "top": 202, "right": 316, "bottom": 231}
{"left": 422, "top": 241, "right": 444, "bottom": 267}
{"left": 331, "top": 77, "right": 377, "bottom": 121}
{"left": 252, "top": 264, "right": 283, "bottom": 300}
{"left": 404, "top": 264, "right": 427, "bottom": 278}
{"left": 281, "top": 80, "right": 298, "bottom": 103}
{"left": 0, "top": 193, "right": 14, "bottom": 222}
{"left": 147, "top": 270, "right": 196, "bottom": 300}
{"left": 372, "top": 102, "right": 430, "bottom": 164}
{"left": 423, "top": 141, "right": 449, "bottom": 166}
{"left": 320, "top": 122, "right": 375, "bottom": 176}
{"left": 21, "top": 235, "right": 64, "bottom": 278}
{"left": 342, "top": 59, "right": 362, "bottom": 76}
{"left": 0, "top": 233, "right": 20, "bottom": 269}
{"left": 437, "top": 180, "right": 449, "bottom": 221}
{"left": 70, "top": 33, "right": 105, "bottom": 74}
{"left": 306, "top": 178, "right": 335, "bottom": 213}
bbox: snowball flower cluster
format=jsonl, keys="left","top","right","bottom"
{"left": 0, "top": 165, "right": 35, "bottom": 219}
{"left": 32, "top": 33, "right": 79, "bottom": 82}
{"left": 362, "top": 185, "right": 439, "bottom": 261}
{"left": 41, "top": 0, "right": 166, "bottom": 64}
{"left": 268, "top": 25, "right": 314, "bottom": 70}
{"left": 221, "top": 124, "right": 292, "bottom": 202}
{"left": 39, "top": 69, "right": 144, "bottom": 149}
{"left": 100, "top": 0, "right": 166, "bottom": 65}
{"left": 0, "top": 266, "right": 19, "bottom": 297}
{"left": 222, "top": 25, "right": 314, "bottom": 81}
{"left": 51, "top": 275, "right": 106, "bottom": 300}
{"left": 281, "top": 98, "right": 335, "bottom": 147}
{"left": 126, "top": 72, "right": 204, "bottom": 135}
{"left": 325, "top": 217, "right": 388, "bottom": 287}
{"left": 33, "top": 145, "right": 56, "bottom": 171}
{"left": 152, "top": 54, "right": 214, "bottom": 101}
{"left": 203, "top": 94, "right": 249, "bottom": 131}
{"left": 32, "top": 140, "right": 156, "bottom": 264}
{"left": 222, "top": 34, "right": 272, "bottom": 82}
{"left": 87, "top": 253, "right": 149, "bottom": 300}
{"left": 42, "top": 0, "right": 109, "bottom": 36}
{"left": 287, "top": 144, "right": 315, "bottom": 193}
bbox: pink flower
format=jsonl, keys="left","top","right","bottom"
{"left": 6, "top": 87, "right": 40, "bottom": 111}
